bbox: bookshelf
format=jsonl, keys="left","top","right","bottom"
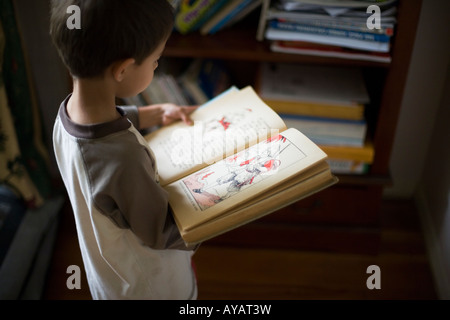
{"left": 162, "top": 0, "right": 423, "bottom": 253}
{"left": 166, "top": 20, "right": 391, "bottom": 68}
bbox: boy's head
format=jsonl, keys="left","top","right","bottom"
{"left": 50, "top": 0, "right": 174, "bottom": 79}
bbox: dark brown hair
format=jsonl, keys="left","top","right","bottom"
{"left": 50, "top": 0, "right": 174, "bottom": 78}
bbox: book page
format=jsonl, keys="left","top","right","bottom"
{"left": 181, "top": 168, "right": 338, "bottom": 245}
{"left": 145, "top": 86, "right": 287, "bottom": 185}
{"left": 166, "top": 127, "right": 327, "bottom": 232}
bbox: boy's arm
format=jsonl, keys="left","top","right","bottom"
{"left": 113, "top": 105, "right": 197, "bottom": 249}
{"left": 122, "top": 160, "right": 198, "bottom": 251}
{"left": 85, "top": 130, "right": 195, "bottom": 251}
{"left": 120, "top": 104, "right": 197, "bottom": 130}
{"left": 93, "top": 152, "right": 196, "bottom": 251}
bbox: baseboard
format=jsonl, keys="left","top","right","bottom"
{"left": 415, "top": 187, "right": 450, "bottom": 299}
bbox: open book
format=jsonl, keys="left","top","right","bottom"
{"left": 145, "top": 86, "right": 338, "bottom": 245}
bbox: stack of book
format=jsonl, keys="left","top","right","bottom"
{"left": 257, "top": 0, "right": 398, "bottom": 63}
{"left": 178, "top": 59, "right": 232, "bottom": 104}
{"left": 172, "top": 0, "right": 263, "bottom": 35}
{"left": 257, "top": 62, "right": 374, "bottom": 174}
{"left": 123, "top": 59, "right": 232, "bottom": 107}
{"left": 122, "top": 73, "right": 188, "bottom": 106}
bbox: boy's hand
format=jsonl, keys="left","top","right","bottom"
{"left": 137, "top": 103, "right": 198, "bottom": 129}
{"left": 160, "top": 104, "right": 198, "bottom": 126}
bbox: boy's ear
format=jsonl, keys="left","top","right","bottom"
{"left": 112, "top": 58, "right": 136, "bottom": 82}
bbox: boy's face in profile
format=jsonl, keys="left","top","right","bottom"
{"left": 116, "top": 40, "right": 167, "bottom": 98}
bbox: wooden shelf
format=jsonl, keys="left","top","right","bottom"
{"left": 165, "top": 25, "right": 390, "bottom": 68}
{"left": 336, "top": 173, "right": 392, "bottom": 186}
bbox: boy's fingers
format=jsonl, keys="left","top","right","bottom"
{"left": 181, "top": 106, "right": 197, "bottom": 125}
{"left": 181, "top": 110, "right": 193, "bottom": 125}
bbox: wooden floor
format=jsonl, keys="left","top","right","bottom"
{"left": 42, "top": 198, "right": 437, "bottom": 300}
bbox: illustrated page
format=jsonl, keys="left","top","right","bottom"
{"left": 146, "top": 86, "right": 287, "bottom": 185}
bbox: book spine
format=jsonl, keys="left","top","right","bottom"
{"left": 209, "top": 0, "right": 253, "bottom": 35}
{"left": 270, "top": 41, "right": 392, "bottom": 64}
{"left": 157, "top": 76, "right": 180, "bottom": 104}
{"left": 159, "top": 75, "right": 187, "bottom": 105}
{"left": 196, "top": 60, "right": 231, "bottom": 99}
{"left": 146, "top": 78, "right": 170, "bottom": 104}
{"left": 282, "top": 114, "right": 367, "bottom": 146}
{"left": 263, "top": 98, "right": 364, "bottom": 120}
{"left": 307, "top": 136, "right": 365, "bottom": 147}
{"left": 190, "top": 0, "right": 229, "bottom": 31}
{"left": 326, "top": 159, "right": 369, "bottom": 174}
{"left": 265, "top": 28, "right": 390, "bottom": 52}
{"left": 220, "top": 0, "right": 263, "bottom": 31}
{"left": 180, "top": 77, "right": 209, "bottom": 105}
{"left": 269, "top": 19, "right": 391, "bottom": 43}
{"left": 256, "top": 0, "right": 271, "bottom": 41}
{"left": 294, "top": 18, "right": 394, "bottom": 36}
{"left": 281, "top": 113, "right": 367, "bottom": 126}
{"left": 320, "top": 143, "right": 375, "bottom": 163}
{"left": 266, "top": 9, "right": 395, "bottom": 36}
{"left": 174, "top": 0, "right": 220, "bottom": 34}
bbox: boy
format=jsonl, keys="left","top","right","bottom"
{"left": 50, "top": 0, "right": 198, "bottom": 299}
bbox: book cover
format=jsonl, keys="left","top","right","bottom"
{"left": 265, "top": 27, "right": 390, "bottom": 52}
{"left": 269, "top": 19, "right": 391, "bottom": 43}
{"left": 270, "top": 40, "right": 392, "bottom": 63}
